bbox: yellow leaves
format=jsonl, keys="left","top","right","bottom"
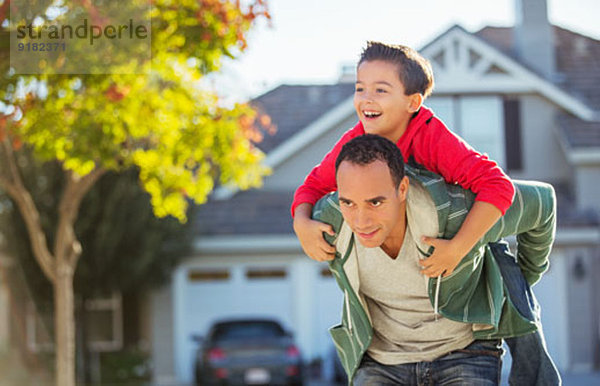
{"left": 63, "top": 159, "right": 96, "bottom": 177}
{"left": 12, "top": 2, "right": 273, "bottom": 223}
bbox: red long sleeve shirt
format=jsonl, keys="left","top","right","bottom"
{"left": 291, "top": 106, "right": 515, "bottom": 216}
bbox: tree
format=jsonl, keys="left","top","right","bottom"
{"left": 0, "top": 1, "right": 272, "bottom": 385}
{"left": 1, "top": 153, "right": 194, "bottom": 383}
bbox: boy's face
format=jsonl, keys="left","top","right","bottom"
{"left": 337, "top": 159, "right": 409, "bottom": 252}
{"left": 354, "top": 60, "right": 421, "bottom": 143}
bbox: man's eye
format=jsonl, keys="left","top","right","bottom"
{"left": 371, "top": 201, "right": 382, "bottom": 207}
{"left": 340, "top": 200, "right": 354, "bottom": 208}
{"left": 355, "top": 87, "right": 363, "bottom": 93}
{"left": 376, "top": 88, "right": 387, "bottom": 93}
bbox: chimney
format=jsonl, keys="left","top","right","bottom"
{"left": 514, "top": 0, "right": 556, "bottom": 80}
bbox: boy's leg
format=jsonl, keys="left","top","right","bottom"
{"left": 489, "top": 241, "right": 561, "bottom": 386}
{"left": 505, "top": 329, "right": 561, "bottom": 386}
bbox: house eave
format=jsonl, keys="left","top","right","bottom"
{"left": 555, "top": 227, "right": 600, "bottom": 245}
{"left": 568, "top": 149, "right": 600, "bottom": 166}
{"left": 194, "top": 235, "right": 301, "bottom": 254}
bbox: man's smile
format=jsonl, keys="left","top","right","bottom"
{"left": 356, "top": 228, "right": 380, "bottom": 240}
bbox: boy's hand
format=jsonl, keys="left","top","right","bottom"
{"left": 419, "top": 237, "right": 467, "bottom": 278}
{"left": 293, "top": 216, "right": 336, "bottom": 262}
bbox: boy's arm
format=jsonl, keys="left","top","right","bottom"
{"left": 415, "top": 116, "right": 514, "bottom": 277}
{"left": 292, "top": 124, "right": 363, "bottom": 261}
{"left": 415, "top": 117, "right": 515, "bottom": 215}
{"left": 293, "top": 203, "right": 336, "bottom": 262}
{"left": 291, "top": 124, "right": 363, "bottom": 217}
{"left": 420, "top": 201, "right": 501, "bottom": 278}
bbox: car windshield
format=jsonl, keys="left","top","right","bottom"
{"left": 213, "top": 321, "right": 285, "bottom": 342}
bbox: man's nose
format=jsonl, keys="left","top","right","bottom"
{"left": 354, "top": 208, "right": 372, "bottom": 229}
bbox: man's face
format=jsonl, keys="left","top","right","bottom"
{"left": 353, "top": 60, "right": 418, "bottom": 142}
{"left": 337, "top": 159, "right": 408, "bottom": 251}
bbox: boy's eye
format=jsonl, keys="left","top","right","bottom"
{"left": 340, "top": 200, "right": 354, "bottom": 208}
{"left": 355, "top": 87, "right": 363, "bottom": 93}
{"left": 376, "top": 88, "right": 387, "bottom": 93}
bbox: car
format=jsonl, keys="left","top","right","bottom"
{"left": 193, "top": 318, "right": 304, "bottom": 386}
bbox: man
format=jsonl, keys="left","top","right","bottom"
{"left": 313, "top": 134, "right": 557, "bottom": 385}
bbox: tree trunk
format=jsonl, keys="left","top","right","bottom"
{"left": 55, "top": 259, "right": 76, "bottom": 386}
{"left": 1, "top": 140, "right": 106, "bottom": 386}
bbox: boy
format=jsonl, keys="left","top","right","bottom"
{"left": 292, "top": 42, "right": 560, "bottom": 385}
{"left": 293, "top": 41, "right": 512, "bottom": 281}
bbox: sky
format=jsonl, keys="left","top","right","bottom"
{"left": 211, "top": 0, "right": 600, "bottom": 103}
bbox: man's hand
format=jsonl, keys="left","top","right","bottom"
{"left": 419, "top": 237, "right": 466, "bottom": 278}
{"left": 293, "top": 203, "right": 336, "bottom": 262}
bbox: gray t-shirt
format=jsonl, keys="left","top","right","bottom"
{"left": 357, "top": 226, "right": 474, "bottom": 365}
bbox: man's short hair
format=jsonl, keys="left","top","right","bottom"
{"left": 358, "top": 41, "right": 434, "bottom": 98}
{"left": 335, "top": 134, "right": 406, "bottom": 189}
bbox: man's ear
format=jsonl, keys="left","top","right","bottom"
{"left": 408, "top": 93, "right": 423, "bottom": 113}
{"left": 397, "top": 176, "right": 410, "bottom": 200}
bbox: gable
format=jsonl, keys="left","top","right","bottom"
{"left": 420, "top": 25, "right": 595, "bottom": 120}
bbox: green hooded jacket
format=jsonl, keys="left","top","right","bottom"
{"left": 312, "top": 164, "right": 556, "bottom": 383}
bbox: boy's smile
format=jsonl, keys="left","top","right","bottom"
{"left": 354, "top": 60, "right": 422, "bottom": 143}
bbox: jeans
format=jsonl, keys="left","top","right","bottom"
{"left": 490, "top": 240, "right": 561, "bottom": 386}
{"left": 354, "top": 340, "right": 503, "bottom": 386}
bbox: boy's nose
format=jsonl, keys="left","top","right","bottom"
{"left": 358, "top": 91, "right": 373, "bottom": 103}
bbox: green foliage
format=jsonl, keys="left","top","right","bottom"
{"left": 74, "top": 167, "right": 194, "bottom": 296}
{"left": 98, "top": 349, "right": 151, "bottom": 385}
{"left": 3, "top": 0, "right": 272, "bottom": 222}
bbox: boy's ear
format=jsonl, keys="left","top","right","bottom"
{"left": 408, "top": 93, "right": 424, "bottom": 113}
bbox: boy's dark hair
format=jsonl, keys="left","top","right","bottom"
{"left": 335, "top": 134, "right": 405, "bottom": 189}
{"left": 358, "top": 41, "right": 434, "bottom": 98}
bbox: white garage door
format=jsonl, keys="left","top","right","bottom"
{"left": 174, "top": 263, "right": 294, "bottom": 384}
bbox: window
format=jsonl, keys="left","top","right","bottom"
{"left": 27, "top": 293, "right": 123, "bottom": 353}
{"left": 503, "top": 98, "right": 523, "bottom": 172}
{"left": 245, "top": 268, "right": 287, "bottom": 280}
{"left": 26, "top": 303, "right": 53, "bottom": 352}
{"left": 85, "top": 293, "right": 123, "bottom": 351}
{"left": 188, "top": 269, "right": 230, "bottom": 282}
{"left": 427, "top": 95, "right": 506, "bottom": 169}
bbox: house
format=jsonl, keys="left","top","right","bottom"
{"left": 150, "top": 0, "right": 600, "bottom": 383}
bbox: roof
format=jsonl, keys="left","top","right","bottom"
{"left": 193, "top": 190, "right": 294, "bottom": 236}
{"left": 557, "top": 114, "right": 600, "bottom": 148}
{"left": 553, "top": 183, "right": 599, "bottom": 227}
{"left": 252, "top": 83, "right": 355, "bottom": 153}
{"left": 476, "top": 26, "right": 600, "bottom": 111}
